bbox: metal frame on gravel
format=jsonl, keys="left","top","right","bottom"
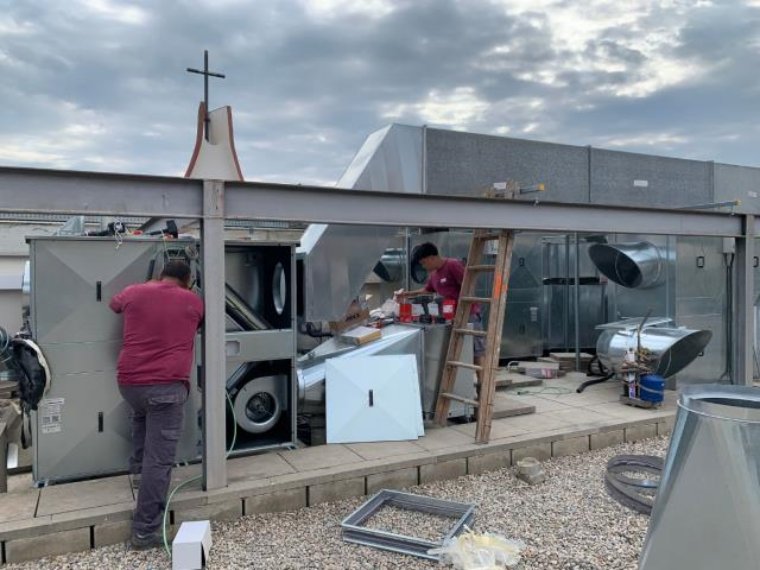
{"left": 341, "top": 489, "right": 476, "bottom": 560}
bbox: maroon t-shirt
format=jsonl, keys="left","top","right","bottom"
{"left": 109, "top": 281, "right": 204, "bottom": 386}
{"left": 424, "top": 258, "right": 481, "bottom": 316}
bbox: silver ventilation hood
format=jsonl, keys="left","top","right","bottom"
{"left": 299, "top": 124, "right": 423, "bottom": 321}
{"left": 639, "top": 385, "right": 760, "bottom": 569}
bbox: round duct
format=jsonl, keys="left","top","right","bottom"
{"left": 596, "top": 327, "right": 712, "bottom": 378}
{"left": 233, "top": 374, "right": 285, "bottom": 434}
{"left": 588, "top": 242, "right": 663, "bottom": 289}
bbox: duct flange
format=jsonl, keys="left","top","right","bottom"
{"left": 588, "top": 241, "right": 663, "bottom": 288}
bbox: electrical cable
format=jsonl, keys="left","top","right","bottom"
{"left": 576, "top": 372, "right": 614, "bottom": 393}
{"left": 160, "top": 389, "right": 238, "bottom": 556}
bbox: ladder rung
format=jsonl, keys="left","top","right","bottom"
{"left": 466, "top": 265, "right": 496, "bottom": 271}
{"left": 453, "top": 328, "right": 488, "bottom": 337}
{"left": 447, "top": 360, "right": 483, "bottom": 371}
{"left": 440, "top": 392, "right": 480, "bottom": 407}
{"left": 473, "top": 232, "right": 505, "bottom": 241}
{"left": 460, "top": 296, "right": 491, "bottom": 303}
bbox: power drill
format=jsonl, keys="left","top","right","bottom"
{"left": 408, "top": 295, "right": 445, "bottom": 324}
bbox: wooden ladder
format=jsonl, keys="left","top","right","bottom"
{"left": 433, "top": 228, "right": 515, "bottom": 443}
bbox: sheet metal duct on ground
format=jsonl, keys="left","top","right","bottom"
{"left": 299, "top": 124, "right": 423, "bottom": 322}
{"left": 639, "top": 385, "right": 760, "bottom": 570}
{"left": 296, "top": 324, "right": 423, "bottom": 414}
{"left": 588, "top": 241, "right": 664, "bottom": 289}
{"left": 596, "top": 320, "right": 712, "bottom": 378}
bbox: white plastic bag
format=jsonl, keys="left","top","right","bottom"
{"left": 429, "top": 530, "right": 525, "bottom": 569}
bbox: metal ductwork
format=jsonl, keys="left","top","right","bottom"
{"left": 296, "top": 324, "right": 423, "bottom": 414}
{"left": 299, "top": 124, "right": 424, "bottom": 322}
{"left": 640, "top": 385, "right": 760, "bottom": 570}
{"left": 596, "top": 320, "right": 712, "bottom": 378}
{"left": 588, "top": 241, "right": 663, "bottom": 288}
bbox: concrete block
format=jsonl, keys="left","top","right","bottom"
{"left": 5, "top": 527, "right": 90, "bottom": 563}
{"left": 174, "top": 498, "right": 242, "bottom": 526}
{"left": 245, "top": 487, "right": 307, "bottom": 515}
{"left": 467, "top": 451, "right": 511, "bottom": 476}
{"left": 657, "top": 417, "right": 675, "bottom": 437}
{"left": 93, "top": 519, "right": 132, "bottom": 547}
{"left": 419, "top": 458, "right": 467, "bottom": 484}
{"left": 309, "top": 476, "right": 365, "bottom": 506}
{"left": 552, "top": 435, "right": 590, "bottom": 458}
{"left": 366, "top": 467, "right": 418, "bottom": 494}
{"left": 512, "top": 443, "right": 551, "bottom": 463}
{"left": 625, "top": 423, "right": 657, "bottom": 443}
{"left": 590, "top": 429, "right": 625, "bottom": 451}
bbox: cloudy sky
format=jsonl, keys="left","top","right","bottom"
{"left": 1, "top": 0, "right": 759, "bottom": 186}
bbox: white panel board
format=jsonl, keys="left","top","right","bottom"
{"left": 326, "top": 354, "right": 423, "bottom": 444}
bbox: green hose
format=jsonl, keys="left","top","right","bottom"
{"left": 161, "top": 389, "right": 238, "bottom": 556}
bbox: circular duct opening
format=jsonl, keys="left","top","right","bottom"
{"left": 272, "top": 262, "right": 287, "bottom": 315}
{"left": 654, "top": 329, "right": 712, "bottom": 377}
{"left": 681, "top": 389, "right": 760, "bottom": 422}
{"left": 588, "top": 242, "right": 662, "bottom": 289}
{"left": 234, "top": 380, "right": 282, "bottom": 434}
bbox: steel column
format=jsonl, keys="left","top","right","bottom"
{"left": 201, "top": 180, "right": 227, "bottom": 490}
{"left": 734, "top": 214, "right": 755, "bottom": 385}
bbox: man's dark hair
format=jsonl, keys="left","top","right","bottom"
{"left": 160, "top": 260, "right": 192, "bottom": 284}
{"left": 413, "top": 242, "right": 439, "bottom": 264}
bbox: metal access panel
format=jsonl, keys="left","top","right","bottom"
{"left": 220, "top": 242, "right": 298, "bottom": 455}
{"left": 28, "top": 236, "right": 201, "bottom": 484}
{"left": 674, "top": 236, "right": 727, "bottom": 384}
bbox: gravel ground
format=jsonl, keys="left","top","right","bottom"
{"left": 5, "top": 436, "right": 670, "bottom": 570}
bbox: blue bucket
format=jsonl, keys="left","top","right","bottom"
{"left": 639, "top": 374, "right": 665, "bottom": 403}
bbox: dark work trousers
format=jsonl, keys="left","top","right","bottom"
{"left": 118, "top": 382, "right": 188, "bottom": 536}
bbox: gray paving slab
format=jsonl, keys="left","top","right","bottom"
{"left": 278, "top": 443, "right": 364, "bottom": 472}
{"left": 496, "top": 411, "right": 573, "bottom": 433}
{"left": 0, "top": 487, "right": 39, "bottom": 524}
{"left": 492, "top": 394, "right": 536, "bottom": 419}
{"left": 227, "top": 452, "right": 296, "bottom": 484}
{"left": 414, "top": 425, "right": 475, "bottom": 451}
{"left": 449, "top": 417, "right": 529, "bottom": 440}
{"left": 500, "top": 393, "right": 576, "bottom": 413}
{"left": 591, "top": 402, "right": 671, "bottom": 420}
{"left": 346, "top": 440, "right": 426, "bottom": 461}
{"left": 37, "top": 475, "right": 133, "bottom": 516}
{"left": 550, "top": 407, "right": 622, "bottom": 428}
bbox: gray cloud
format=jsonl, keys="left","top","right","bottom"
{"left": 1, "top": 0, "right": 758, "bottom": 185}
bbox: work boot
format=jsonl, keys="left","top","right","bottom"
{"left": 129, "top": 531, "right": 164, "bottom": 550}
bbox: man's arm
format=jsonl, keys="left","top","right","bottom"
{"left": 109, "top": 289, "right": 127, "bottom": 314}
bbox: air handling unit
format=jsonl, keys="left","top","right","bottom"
{"left": 26, "top": 235, "right": 297, "bottom": 484}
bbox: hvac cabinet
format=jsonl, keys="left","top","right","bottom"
{"left": 28, "top": 236, "right": 297, "bottom": 484}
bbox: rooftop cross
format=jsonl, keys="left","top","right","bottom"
{"left": 186, "top": 50, "right": 226, "bottom": 141}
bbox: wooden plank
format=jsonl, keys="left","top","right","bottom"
{"left": 492, "top": 394, "right": 536, "bottom": 420}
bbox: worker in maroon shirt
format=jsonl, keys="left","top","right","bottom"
{"left": 109, "top": 260, "right": 204, "bottom": 549}
{"left": 398, "top": 242, "right": 485, "bottom": 378}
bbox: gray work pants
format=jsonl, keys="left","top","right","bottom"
{"left": 119, "top": 382, "right": 188, "bottom": 536}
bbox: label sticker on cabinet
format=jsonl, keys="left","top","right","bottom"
{"left": 40, "top": 397, "right": 64, "bottom": 434}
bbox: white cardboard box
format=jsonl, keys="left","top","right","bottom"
{"left": 172, "top": 520, "right": 212, "bottom": 570}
